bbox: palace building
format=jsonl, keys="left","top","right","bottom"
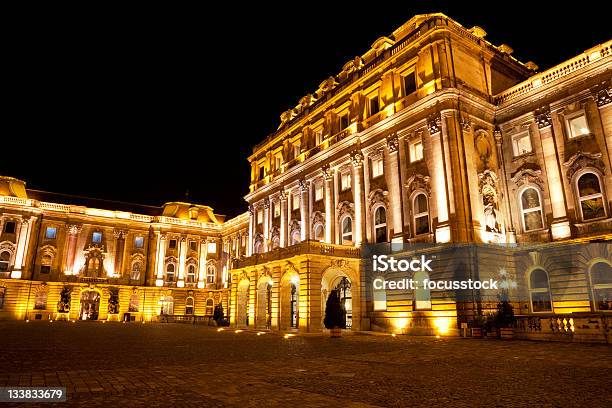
{"left": 1, "top": 13, "right": 611, "bottom": 341}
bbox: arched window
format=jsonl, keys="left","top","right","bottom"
{"left": 272, "top": 236, "right": 280, "bottom": 249}
{"left": 0, "top": 251, "right": 10, "bottom": 272}
{"left": 341, "top": 216, "right": 353, "bottom": 245}
{"left": 290, "top": 230, "right": 301, "bottom": 246}
{"left": 577, "top": 172, "right": 606, "bottom": 220}
{"left": 520, "top": 187, "right": 544, "bottom": 232}
{"left": 165, "top": 263, "right": 175, "bottom": 282}
{"left": 187, "top": 264, "right": 196, "bottom": 283}
{"left": 374, "top": 206, "right": 387, "bottom": 243}
{"left": 373, "top": 277, "right": 386, "bottom": 311}
{"left": 313, "top": 224, "right": 324, "bottom": 242}
{"left": 589, "top": 261, "right": 612, "bottom": 311}
{"left": 413, "top": 270, "right": 431, "bottom": 310}
{"left": 253, "top": 241, "right": 263, "bottom": 254}
{"left": 34, "top": 291, "right": 47, "bottom": 310}
{"left": 185, "top": 297, "right": 194, "bottom": 315}
{"left": 160, "top": 296, "right": 173, "bottom": 315}
{"left": 529, "top": 268, "right": 552, "bottom": 312}
{"left": 128, "top": 293, "right": 139, "bottom": 312}
{"left": 130, "top": 262, "right": 141, "bottom": 280}
{"left": 413, "top": 193, "right": 430, "bottom": 235}
{"left": 207, "top": 264, "right": 216, "bottom": 284}
{"left": 206, "top": 298, "right": 214, "bottom": 315}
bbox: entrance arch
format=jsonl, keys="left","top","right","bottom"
{"left": 256, "top": 275, "right": 273, "bottom": 329}
{"left": 79, "top": 290, "right": 101, "bottom": 320}
{"left": 321, "top": 266, "right": 359, "bottom": 330}
{"left": 279, "top": 270, "right": 299, "bottom": 330}
{"left": 236, "top": 279, "right": 250, "bottom": 327}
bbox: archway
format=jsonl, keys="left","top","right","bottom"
{"left": 321, "top": 267, "right": 358, "bottom": 330}
{"left": 279, "top": 271, "right": 299, "bottom": 330}
{"left": 79, "top": 290, "right": 101, "bottom": 320}
{"left": 256, "top": 276, "right": 273, "bottom": 329}
{"left": 236, "top": 279, "right": 250, "bottom": 327}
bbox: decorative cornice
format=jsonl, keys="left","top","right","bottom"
{"left": 511, "top": 169, "right": 544, "bottom": 189}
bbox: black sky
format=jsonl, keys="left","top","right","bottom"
{"left": 3, "top": 2, "right": 610, "bottom": 218}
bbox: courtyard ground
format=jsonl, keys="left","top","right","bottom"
{"left": 0, "top": 321, "right": 610, "bottom": 407}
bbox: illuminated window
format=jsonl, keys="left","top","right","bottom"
{"left": 529, "top": 268, "right": 552, "bottom": 312}
{"left": 207, "top": 242, "right": 217, "bottom": 253}
{"left": 577, "top": 172, "right": 606, "bottom": 220}
{"left": 314, "top": 183, "right": 323, "bottom": 201}
{"left": 566, "top": 111, "right": 590, "bottom": 138}
{"left": 374, "top": 206, "right": 387, "bottom": 243}
{"left": 413, "top": 193, "right": 430, "bottom": 235}
{"left": 369, "top": 94, "right": 380, "bottom": 116}
{"left": 0, "top": 251, "right": 11, "bottom": 272}
{"left": 340, "top": 171, "right": 351, "bottom": 191}
{"left": 3, "top": 221, "right": 15, "bottom": 234}
{"left": 165, "top": 263, "right": 175, "bottom": 282}
{"left": 273, "top": 201, "right": 280, "bottom": 218}
{"left": 185, "top": 297, "right": 194, "bottom": 315}
{"left": 187, "top": 264, "right": 196, "bottom": 283}
{"left": 169, "top": 239, "right": 177, "bottom": 249}
{"left": 371, "top": 157, "right": 383, "bottom": 178}
{"left": 293, "top": 141, "right": 301, "bottom": 159}
{"left": 92, "top": 232, "right": 102, "bottom": 244}
{"left": 207, "top": 264, "right": 216, "bottom": 284}
{"left": 40, "top": 255, "right": 52, "bottom": 274}
{"left": 45, "top": 227, "right": 57, "bottom": 239}
{"left": 275, "top": 154, "right": 283, "bottom": 170}
{"left": 315, "top": 128, "right": 324, "bottom": 145}
{"left": 313, "top": 224, "right": 324, "bottom": 241}
{"left": 409, "top": 139, "right": 423, "bottom": 162}
{"left": 520, "top": 188, "right": 544, "bottom": 232}
{"left": 131, "top": 262, "right": 141, "bottom": 280}
{"left": 160, "top": 296, "right": 173, "bottom": 315}
{"left": 258, "top": 165, "right": 265, "bottom": 181}
{"left": 189, "top": 240, "right": 197, "bottom": 251}
{"left": 414, "top": 270, "right": 431, "bottom": 310}
{"left": 292, "top": 193, "right": 300, "bottom": 211}
{"left": 134, "top": 236, "right": 144, "bottom": 248}
{"left": 257, "top": 208, "right": 263, "bottom": 225}
{"left": 34, "top": 291, "right": 47, "bottom": 310}
{"left": 403, "top": 70, "right": 417, "bottom": 95}
{"left": 339, "top": 113, "right": 349, "bottom": 130}
{"left": 206, "top": 298, "right": 214, "bottom": 315}
{"left": 589, "top": 261, "right": 612, "bottom": 311}
{"left": 341, "top": 217, "right": 353, "bottom": 245}
{"left": 512, "top": 132, "right": 532, "bottom": 156}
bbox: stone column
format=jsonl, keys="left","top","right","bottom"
{"left": 64, "top": 224, "right": 81, "bottom": 275}
{"left": 113, "top": 230, "right": 127, "bottom": 277}
{"left": 263, "top": 198, "right": 270, "bottom": 252}
{"left": 536, "top": 109, "right": 570, "bottom": 240}
{"left": 279, "top": 190, "right": 288, "bottom": 247}
{"left": 299, "top": 179, "right": 310, "bottom": 242}
{"left": 155, "top": 232, "right": 167, "bottom": 286}
{"left": 428, "top": 114, "right": 451, "bottom": 243}
{"left": 247, "top": 205, "right": 254, "bottom": 256}
{"left": 12, "top": 217, "right": 33, "bottom": 278}
{"left": 322, "top": 165, "right": 335, "bottom": 243}
{"left": 350, "top": 148, "right": 366, "bottom": 246}
{"left": 198, "top": 239, "right": 208, "bottom": 289}
{"left": 177, "top": 237, "right": 187, "bottom": 287}
{"left": 386, "top": 134, "right": 403, "bottom": 241}
{"left": 494, "top": 129, "right": 516, "bottom": 243}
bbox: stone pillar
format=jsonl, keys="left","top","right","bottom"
{"left": 263, "top": 198, "right": 270, "bottom": 252}
{"left": 247, "top": 205, "right": 254, "bottom": 256}
{"left": 155, "top": 232, "right": 167, "bottom": 286}
{"left": 322, "top": 165, "right": 335, "bottom": 243}
{"left": 428, "top": 114, "right": 451, "bottom": 243}
{"left": 386, "top": 134, "right": 403, "bottom": 240}
{"left": 350, "top": 148, "right": 366, "bottom": 246}
{"left": 113, "top": 230, "right": 127, "bottom": 277}
{"left": 494, "top": 129, "right": 516, "bottom": 243}
{"left": 64, "top": 224, "right": 81, "bottom": 275}
{"left": 280, "top": 190, "right": 288, "bottom": 247}
{"left": 299, "top": 180, "right": 310, "bottom": 242}
{"left": 198, "top": 239, "right": 208, "bottom": 289}
{"left": 177, "top": 237, "right": 187, "bottom": 287}
{"left": 536, "top": 109, "right": 570, "bottom": 240}
{"left": 12, "top": 217, "right": 33, "bottom": 278}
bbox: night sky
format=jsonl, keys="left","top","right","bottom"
{"left": 3, "top": 2, "right": 609, "bottom": 218}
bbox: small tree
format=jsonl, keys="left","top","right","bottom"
{"left": 57, "top": 286, "right": 72, "bottom": 313}
{"left": 323, "top": 290, "right": 345, "bottom": 329}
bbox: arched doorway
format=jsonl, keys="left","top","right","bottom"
{"left": 236, "top": 279, "right": 250, "bottom": 327}
{"left": 80, "top": 290, "right": 100, "bottom": 320}
{"left": 159, "top": 296, "right": 174, "bottom": 316}
{"left": 280, "top": 272, "right": 299, "bottom": 330}
{"left": 321, "top": 268, "right": 357, "bottom": 330}
{"left": 256, "top": 277, "right": 273, "bottom": 329}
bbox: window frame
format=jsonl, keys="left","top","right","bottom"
{"left": 565, "top": 109, "right": 590, "bottom": 139}
{"left": 371, "top": 156, "right": 384, "bottom": 179}
{"left": 92, "top": 231, "right": 102, "bottom": 244}
{"left": 409, "top": 138, "right": 423, "bottom": 163}
{"left": 340, "top": 171, "right": 352, "bottom": 192}
{"left": 528, "top": 267, "right": 553, "bottom": 313}
{"left": 575, "top": 170, "right": 607, "bottom": 222}
{"left": 588, "top": 260, "right": 612, "bottom": 312}
{"left": 134, "top": 236, "right": 144, "bottom": 249}
{"left": 45, "top": 226, "right": 57, "bottom": 240}
{"left": 373, "top": 205, "right": 388, "bottom": 243}
{"left": 519, "top": 186, "right": 545, "bottom": 233}
{"left": 402, "top": 68, "right": 417, "bottom": 96}
{"left": 511, "top": 131, "right": 533, "bottom": 157}
{"left": 340, "top": 215, "right": 353, "bottom": 245}
{"left": 412, "top": 192, "right": 430, "bottom": 236}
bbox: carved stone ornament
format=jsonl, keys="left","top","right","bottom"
{"left": 263, "top": 198, "right": 270, "bottom": 209}
{"left": 387, "top": 134, "right": 399, "bottom": 152}
{"left": 461, "top": 117, "right": 472, "bottom": 132}
{"left": 368, "top": 189, "right": 389, "bottom": 210}
{"left": 322, "top": 164, "right": 333, "bottom": 181}
{"left": 67, "top": 224, "right": 82, "bottom": 235}
{"left": 405, "top": 174, "right": 431, "bottom": 196}
{"left": 312, "top": 211, "right": 325, "bottom": 226}
{"left": 478, "top": 170, "right": 499, "bottom": 196}
{"left": 427, "top": 113, "right": 442, "bottom": 134}
{"left": 535, "top": 107, "right": 552, "bottom": 129}
{"left": 511, "top": 169, "right": 544, "bottom": 189}
{"left": 279, "top": 189, "right": 288, "bottom": 201}
{"left": 299, "top": 179, "right": 310, "bottom": 193}
{"left": 350, "top": 149, "right": 364, "bottom": 168}
{"left": 563, "top": 151, "right": 605, "bottom": 180}
{"left": 248, "top": 205, "right": 254, "bottom": 216}
{"left": 337, "top": 201, "right": 355, "bottom": 218}
{"left": 595, "top": 88, "right": 611, "bottom": 107}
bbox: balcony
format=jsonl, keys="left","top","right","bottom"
{"left": 232, "top": 240, "right": 361, "bottom": 269}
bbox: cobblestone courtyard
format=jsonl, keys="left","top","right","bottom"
{"left": 0, "top": 322, "right": 610, "bottom": 407}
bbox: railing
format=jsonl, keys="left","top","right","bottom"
{"left": 39, "top": 202, "right": 71, "bottom": 212}
{"left": 0, "top": 196, "right": 32, "bottom": 206}
{"left": 78, "top": 276, "right": 109, "bottom": 284}
{"left": 158, "top": 315, "right": 214, "bottom": 324}
{"left": 515, "top": 314, "right": 574, "bottom": 337}
{"left": 233, "top": 240, "right": 361, "bottom": 268}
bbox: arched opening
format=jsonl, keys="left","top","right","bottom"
{"left": 589, "top": 261, "right": 612, "bottom": 311}
{"left": 205, "top": 298, "right": 214, "bottom": 316}
{"left": 79, "top": 290, "right": 101, "bottom": 320}
{"left": 341, "top": 216, "right": 353, "bottom": 245}
{"left": 207, "top": 264, "right": 216, "bottom": 285}
{"left": 0, "top": 251, "right": 11, "bottom": 272}
{"left": 256, "top": 277, "right": 273, "bottom": 329}
{"left": 321, "top": 269, "right": 355, "bottom": 331}
{"left": 236, "top": 280, "right": 250, "bottom": 327}
{"left": 520, "top": 187, "right": 544, "bottom": 231}
{"left": 280, "top": 273, "right": 299, "bottom": 330}
{"left": 413, "top": 193, "right": 430, "bottom": 235}
{"left": 159, "top": 296, "right": 174, "bottom": 315}
{"left": 577, "top": 172, "right": 606, "bottom": 220}
{"left": 186, "top": 264, "right": 196, "bottom": 284}
{"left": 165, "top": 263, "right": 175, "bottom": 282}
{"left": 290, "top": 229, "right": 301, "bottom": 246}
{"left": 529, "top": 268, "right": 552, "bottom": 312}
{"left": 40, "top": 255, "right": 52, "bottom": 274}
{"left": 130, "top": 261, "right": 141, "bottom": 280}
{"left": 128, "top": 293, "right": 139, "bottom": 312}
{"left": 185, "top": 297, "right": 194, "bottom": 315}
{"left": 86, "top": 255, "right": 103, "bottom": 278}
{"left": 313, "top": 224, "right": 324, "bottom": 241}
{"left": 373, "top": 206, "right": 387, "bottom": 243}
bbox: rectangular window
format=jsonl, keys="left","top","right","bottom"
{"left": 92, "top": 232, "right": 102, "bottom": 244}
{"left": 134, "top": 236, "right": 144, "bottom": 248}
{"left": 409, "top": 139, "right": 423, "bottom": 162}
{"left": 371, "top": 157, "right": 384, "bottom": 178}
{"left": 369, "top": 95, "right": 380, "bottom": 116}
{"left": 341, "top": 172, "right": 351, "bottom": 191}
{"left": 314, "top": 183, "right": 323, "bottom": 201}
{"left": 189, "top": 240, "right": 197, "bottom": 251}
{"left": 45, "top": 227, "right": 57, "bottom": 239}
{"left": 403, "top": 70, "right": 417, "bottom": 95}
{"left": 40, "top": 265, "right": 51, "bottom": 274}
{"left": 207, "top": 242, "right": 217, "bottom": 254}
{"left": 169, "top": 239, "right": 177, "bottom": 249}
{"left": 274, "top": 154, "right": 282, "bottom": 170}
{"left": 3, "top": 221, "right": 15, "bottom": 234}
{"left": 566, "top": 112, "right": 589, "bottom": 138}
{"left": 340, "top": 113, "right": 349, "bottom": 130}
{"left": 292, "top": 194, "right": 300, "bottom": 211}
{"left": 274, "top": 202, "right": 280, "bottom": 218}
{"left": 315, "top": 128, "right": 324, "bottom": 145}
{"left": 512, "top": 132, "right": 532, "bottom": 156}
{"left": 258, "top": 165, "right": 265, "bottom": 181}
{"left": 257, "top": 209, "right": 263, "bottom": 225}
{"left": 293, "top": 141, "right": 301, "bottom": 159}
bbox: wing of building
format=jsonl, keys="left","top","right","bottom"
{"left": 1, "top": 13, "right": 611, "bottom": 341}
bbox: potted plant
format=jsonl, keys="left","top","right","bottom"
{"left": 323, "top": 289, "right": 345, "bottom": 337}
